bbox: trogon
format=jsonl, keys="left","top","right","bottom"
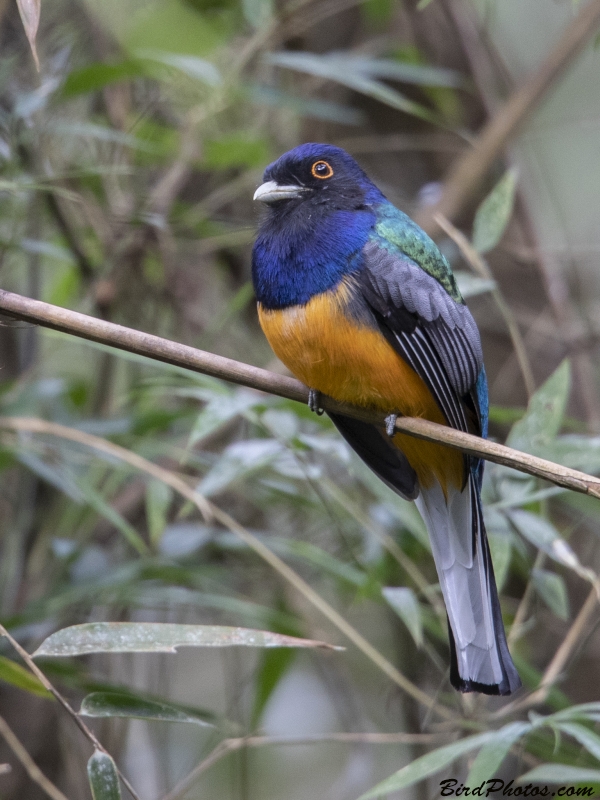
{"left": 251, "top": 143, "right": 520, "bottom": 695}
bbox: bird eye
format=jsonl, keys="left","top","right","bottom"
{"left": 311, "top": 160, "right": 334, "bottom": 180}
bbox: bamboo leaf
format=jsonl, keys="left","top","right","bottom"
{"left": 556, "top": 722, "right": 600, "bottom": 762}
{"left": 472, "top": 168, "right": 518, "bottom": 254}
{"left": 17, "top": 0, "right": 41, "bottom": 71}
{"left": 357, "top": 731, "right": 499, "bottom": 799}
{"left": 87, "top": 750, "right": 121, "bottom": 800}
{"left": 508, "top": 510, "right": 595, "bottom": 582}
{"left": 145, "top": 479, "right": 173, "bottom": 543}
{"left": 382, "top": 587, "right": 423, "bottom": 647}
{"left": 80, "top": 692, "right": 215, "bottom": 726}
{"left": 33, "top": 622, "right": 343, "bottom": 657}
{"left": 519, "top": 764, "right": 600, "bottom": 784}
{"left": 242, "top": 0, "right": 273, "bottom": 30}
{"left": 454, "top": 270, "right": 496, "bottom": 298}
{"left": 135, "top": 50, "right": 221, "bottom": 86}
{"left": 467, "top": 722, "right": 531, "bottom": 785}
{"left": 532, "top": 569, "right": 569, "bottom": 620}
{"left": 507, "top": 360, "right": 571, "bottom": 452}
{"left": 0, "top": 655, "right": 52, "bottom": 699}
{"left": 266, "top": 52, "right": 444, "bottom": 125}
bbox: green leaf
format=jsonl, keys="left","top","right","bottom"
{"left": 33, "top": 622, "right": 343, "bottom": 657}
{"left": 80, "top": 692, "right": 215, "bottom": 726}
{"left": 269, "top": 538, "right": 367, "bottom": 588}
{"left": 199, "top": 439, "right": 283, "bottom": 497}
{"left": 532, "top": 569, "right": 569, "bottom": 620}
{"left": 88, "top": 750, "right": 121, "bottom": 800}
{"left": 326, "top": 56, "right": 467, "bottom": 89}
{"left": 454, "top": 270, "right": 496, "bottom": 298}
{"left": 248, "top": 84, "right": 366, "bottom": 126}
{"left": 519, "top": 764, "right": 600, "bottom": 784}
{"left": 78, "top": 481, "right": 149, "bottom": 556}
{"left": 145, "top": 480, "right": 173, "bottom": 543}
{"left": 487, "top": 529, "right": 512, "bottom": 591}
{"left": 508, "top": 510, "right": 594, "bottom": 582}
{"left": 472, "top": 168, "right": 518, "bottom": 254}
{"left": 266, "top": 52, "right": 444, "bottom": 126}
{"left": 467, "top": 722, "right": 531, "bottom": 785}
{"left": 188, "top": 390, "right": 259, "bottom": 446}
{"left": 47, "top": 264, "right": 82, "bottom": 308}
{"left": 0, "top": 655, "right": 52, "bottom": 698}
{"left": 537, "top": 435, "right": 600, "bottom": 475}
{"left": 357, "top": 731, "right": 499, "bottom": 799}
{"left": 47, "top": 121, "right": 159, "bottom": 152}
{"left": 203, "top": 134, "right": 270, "bottom": 170}
{"left": 251, "top": 647, "right": 297, "bottom": 725}
{"left": 242, "top": 0, "right": 273, "bottom": 29}
{"left": 63, "top": 61, "right": 145, "bottom": 97}
{"left": 382, "top": 587, "right": 423, "bottom": 647}
{"left": 556, "top": 722, "right": 600, "bottom": 762}
{"left": 135, "top": 49, "right": 221, "bottom": 86}
{"left": 507, "top": 360, "right": 571, "bottom": 452}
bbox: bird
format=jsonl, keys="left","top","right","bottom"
{"left": 251, "top": 143, "right": 521, "bottom": 696}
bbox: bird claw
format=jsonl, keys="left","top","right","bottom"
{"left": 385, "top": 413, "right": 398, "bottom": 437}
{"left": 308, "top": 389, "right": 324, "bottom": 416}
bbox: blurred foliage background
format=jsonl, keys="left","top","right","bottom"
{"left": 2, "top": 0, "right": 600, "bottom": 798}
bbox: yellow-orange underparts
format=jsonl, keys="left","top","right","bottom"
{"left": 258, "top": 278, "right": 464, "bottom": 493}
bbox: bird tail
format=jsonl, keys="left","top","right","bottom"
{"left": 415, "top": 473, "right": 521, "bottom": 695}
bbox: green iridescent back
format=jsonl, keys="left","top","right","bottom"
{"left": 370, "top": 203, "right": 463, "bottom": 304}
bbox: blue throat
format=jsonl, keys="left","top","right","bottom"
{"left": 252, "top": 205, "right": 378, "bottom": 309}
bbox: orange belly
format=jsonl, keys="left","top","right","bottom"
{"left": 258, "top": 280, "right": 464, "bottom": 491}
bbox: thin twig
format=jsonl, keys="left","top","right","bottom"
{"left": 495, "top": 586, "right": 599, "bottom": 717}
{"left": 507, "top": 551, "right": 546, "bottom": 647}
{"left": 0, "top": 714, "right": 69, "bottom": 800}
{"left": 321, "top": 478, "right": 447, "bottom": 623}
{"left": 0, "top": 625, "right": 141, "bottom": 800}
{"left": 1, "top": 289, "right": 600, "bottom": 500}
{"left": 444, "top": 0, "right": 600, "bottom": 429}
{"left": 415, "top": 0, "right": 600, "bottom": 233}
{"left": 434, "top": 212, "right": 536, "bottom": 398}
{"left": 0, "top": 416, "right": 451, "bottom": 720}
{"left": 159, "top": 730, "right": 452, "bottom": 800}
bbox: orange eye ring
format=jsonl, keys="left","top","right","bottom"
{"left": 311, "top": 160, "right": 334, "bottom": 180}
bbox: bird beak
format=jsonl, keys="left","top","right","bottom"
{"left": 253, "top": 181, "right": 306, "bottom": 203}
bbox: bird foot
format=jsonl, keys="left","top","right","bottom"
{"left": 385, "top": 413, "right": 398, "bottom": 437}
{"left": 308, "top": 389, "right": 324, "bottom": 416}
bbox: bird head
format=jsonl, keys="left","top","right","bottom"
{"left": 253, "top": 143, "right": 385, "bottom": 214}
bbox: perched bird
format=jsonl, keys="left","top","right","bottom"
{"left": 251, "top": 143, "right": 520, "bottom": 696}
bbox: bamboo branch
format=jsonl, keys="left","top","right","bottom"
{"left": 159, "top": 731, "right": 452, "bottom": 800}
{"left": 0, "top": 625, "right": 141, "bottom": 800}
{"left": 1, "top": 288, "right": 600, "bottom": 500}
{"left": 415, "top": 0, "right": 600, "bottom": 233}
{"left": 0, "top": 714, "right": 70, "bottom": 800}
{"left": 0, "top": 416, "right": 449, "bottom": 719}
{"left": 434, "top": 212, "right": 536, "bottom": 399}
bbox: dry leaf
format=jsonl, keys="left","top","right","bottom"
{"left": 16, "top": 0, "right": 41, "bottom": 71}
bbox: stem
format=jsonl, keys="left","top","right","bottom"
{"left": 0, "top": 714, "right": 70, "bottom": 800}
{"left": 0, "top": 416, "right": 451, "bottom": 721}
{"left": 415, "top": 0, "right": 600, "bottom": 232}
{"left": 0, "top": 625, "right": 141, "bottom": 800}
{"left": 1, "top": 290, "right": 600, "bottom": 500}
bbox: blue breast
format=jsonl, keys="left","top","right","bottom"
{"left": 252, "top": 207, "right": 376, "bottom": 309}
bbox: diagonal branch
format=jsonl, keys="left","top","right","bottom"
{"left": 1, "top": 288, "right": 600, "bottom": 500}
{"left": 0, "top": 415, "right": 450, "bottom": 719}
{"left": 415, "top": 0, "right": 600, "bottom": 233}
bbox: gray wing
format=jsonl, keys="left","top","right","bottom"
{"left": 358, "top": 240, "right": 484, "bottom": 436}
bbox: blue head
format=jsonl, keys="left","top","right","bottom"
{"left": 252, "top": 144, "right": 386, "bottom": 309}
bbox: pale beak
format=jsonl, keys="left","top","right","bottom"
{"left": 253, "top": 181, "right": 306, "bottom": 203}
